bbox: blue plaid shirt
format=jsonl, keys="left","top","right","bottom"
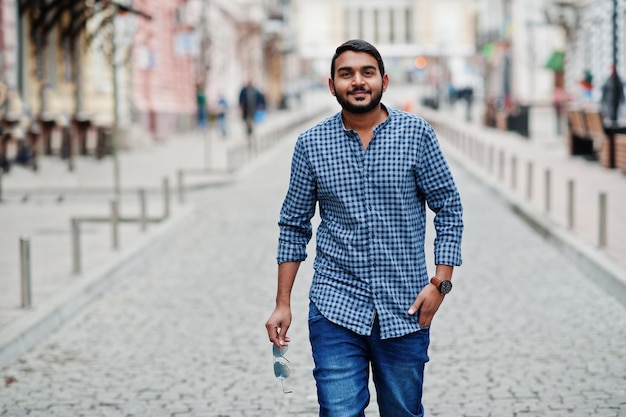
{"left": 277, "top": 105, "right": 463, "bottom": 339}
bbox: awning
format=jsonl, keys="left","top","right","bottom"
{"left": 545, "top": 51, "right": 565, "bottom": 72}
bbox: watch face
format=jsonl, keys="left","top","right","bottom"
{"left": 439, "top": 280, "right": 453, "bottom": 295}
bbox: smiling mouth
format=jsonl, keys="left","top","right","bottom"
{"left": 349, "top": 89, "right": 370, "bottom": 99}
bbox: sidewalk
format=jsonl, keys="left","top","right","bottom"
{"left": 420, "top": 98, "right": 626, "bottom": 303}
{"left": 0, "top": 91, "right": 332, "bottom": 368}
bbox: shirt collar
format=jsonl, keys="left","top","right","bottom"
{"left": 339, "top": 103, "right": 392, "bottom": 134}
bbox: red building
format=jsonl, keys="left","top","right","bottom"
{"left": 131, "top": 0, "right": 197, "bottom": 140}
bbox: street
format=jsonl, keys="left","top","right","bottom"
{"left": 1, "top": 119, "right": 625, "bottom": 416}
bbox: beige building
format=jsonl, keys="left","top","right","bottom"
{"left": 292, "top": 0, "right": 478, "bottom": 88}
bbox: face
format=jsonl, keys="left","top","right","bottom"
{"left": 329, "top": 51, "right": 388, "bottom": 114}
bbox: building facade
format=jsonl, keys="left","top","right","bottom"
{"left": 475, "top": 0, "right": 564, "bottom": 107}
{"left": 0, "top": 0, "right": 18, "bottom": 89}
{"left": 564, "top": 0, "right": 626, "bottom": 108}
{"left": 293, "top": 0, "right": 479, "bottom": 95}
{"left": 0, "top": 0, "right": 282, "bottom": 149}
{"left": 475, "top": 0, "right": 626, "bottom": 111}
{"left": 130, "top": 0, "right": 196, "bottom": 141}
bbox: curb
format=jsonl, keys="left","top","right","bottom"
{"left": 0, "top": 204, "right": 195, "bottom": 369}
{"left": 439, "top": 137, "right": 626, "bottom": 307}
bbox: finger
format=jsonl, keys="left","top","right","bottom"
{"left": 265, "top": 320, "right": 281, "bottom": 344}
{"left": 408, "top": 297, "right": 423, "bottom": 315}
{"left": 277, "top": 324, "right": 290, "bottom": 345}
{"left": 266, "top": 323, "right": 290, "bottom": 347}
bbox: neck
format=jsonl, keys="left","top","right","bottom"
{"left": 342, "top": 104, "right": 387, "bottom": 131}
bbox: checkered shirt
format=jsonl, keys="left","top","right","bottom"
{"left": 277, "top": 105, "right": 463, "bottom": 339}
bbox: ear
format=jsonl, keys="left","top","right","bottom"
{"left": 382, "top": 74, "right": 389, "bottom": 92}
{"left": 328, "top": 78, "right": 336, "bottom": 96}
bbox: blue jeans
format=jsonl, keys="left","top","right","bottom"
{"left": 308, "top": 302, "right": 430, "bottom": 417}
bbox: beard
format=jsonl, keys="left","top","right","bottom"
{"left": 335, "top": 85, "right": 383, "bottom": 114}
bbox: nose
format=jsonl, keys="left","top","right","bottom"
{"left": 352, "top": 73, "right": 365, "bottom": 85}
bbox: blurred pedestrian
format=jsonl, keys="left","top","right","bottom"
{"left": 238, "top": 80, "right": 266, "bottom": 149}
{"left": 0, "top": 85, "right": 33, "bottom": 170}
{"left": 196, "top": 85, "right": 207, "bottom": 129}
{"left": 580, "top": 69, "right": 593, "bottom": 102}
{"left": 600, "top": 66, "right": 625, "bottom": 123}
{"left": 265, "top": 39, "right": 463, "bottom": 417}
{"left": 459, "top": 87, "right": 474, "bottom": 122}
{"left": 0, "top": 81, "right": 7, "bottom": 171}
{"left": 216, "top": 93, "right": 229, "bottom": 138}
{"left": 553, "top": 86, "right": 566, "bottom": 135}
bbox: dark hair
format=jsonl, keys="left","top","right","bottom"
{"left": 330, "top": 39, "right": 385, "bottom": 79}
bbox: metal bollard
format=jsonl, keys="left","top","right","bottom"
{"left": 20, "top": 237, "right": 32, "bottom": 308}
{"left": 111, "top": 199, "right": 119, "bottom": 250}
{"left": 203, "top": 128, "right": 212, "bottom": 171}
{"left": 162, "top": 177, "right": 171, "bottom": 219}
{"left": 479, "top": 143, "right": 485, "bottom": 167}
{"left": 511, "top": 156, "right": 517, "bottom": 190}
{"left": 139, "top": 189, "right": 147, "bottom": 232}
{"left": 526, "top": 162, "right": 533, "bottom": 200}
{"left": 598, "top": 192, "right": 607, "bottom": 248}
{"left": 544, "top": 169, "right": 551, "bottom": 213}
{"left": 498, "top": 150, "right": 505, "bottom": 181}
{"left": 567, "top": 179, "right": 575, "bottom": 229}
{"left": 226, "top": 148, "right": 233, "bottom": 173}
{"left": 71, "top": 218, "right": 81, "bottom": 274}
{"left": 177, "top": 170, "right": 185, "bottom": 205}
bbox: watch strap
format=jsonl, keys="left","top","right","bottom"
{"left": 430, "top": 276, "right": 452, "bottom": 295}
{"left": 430, "top": 276, "right": 442, "bottom": 288}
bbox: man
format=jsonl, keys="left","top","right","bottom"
{"left": 238, "top": 80, "right": 266, "bottom": 143}
{"left": 265, "top": 40, "right": 463, "bottom": 417}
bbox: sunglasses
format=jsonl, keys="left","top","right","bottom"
{"left": 273, "top": 344, "right": 292, "bottom": 394}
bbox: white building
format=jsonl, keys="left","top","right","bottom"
{"left": 292, "top": 0, "right": 480, "bottom": 90}
{"left": 475, "top": 0, "right": 565, "bottom": 106}
{"left": 564, "top": 0, "right": 626, "bottom": 106}
{"left": 185, "top": 0, "right": 267, "bottom": 108}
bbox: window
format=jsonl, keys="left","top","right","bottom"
{"left": 358, "top": 8, "right": 364, "bottom": 39}
{"left": 405, "top": 8, "right": 412, "bottom": 43}
{"left": 390, "top": 9, "right": 395, "bottom": 42}
{"left": 46, "top": 28, "right": 58, "bottom": 88}
{"left": 374, "top": 9, "right": 379, "bottom": 43}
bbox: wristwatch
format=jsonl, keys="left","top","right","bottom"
{"left": 430, "top": 276, "right": 453, "bottom": 295}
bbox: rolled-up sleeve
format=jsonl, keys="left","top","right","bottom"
{"left": 416, "top": 125, "right": 463, "bottom": 266}
{"left": 277, "top": 136, "right": 318, "bottom": 264}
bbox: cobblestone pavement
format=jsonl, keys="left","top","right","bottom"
{"left": 1, "top": 128, "right": 625, "bottom": 416}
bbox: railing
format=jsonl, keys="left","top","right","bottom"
{"left": 70, "top": 178, "right": 171, "bottom": 274}
{"left": 425, "top": 111, "right": 620, "bottom": 259}
{"left": 8, "top": 104, "right": 332, "bottom": 311}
